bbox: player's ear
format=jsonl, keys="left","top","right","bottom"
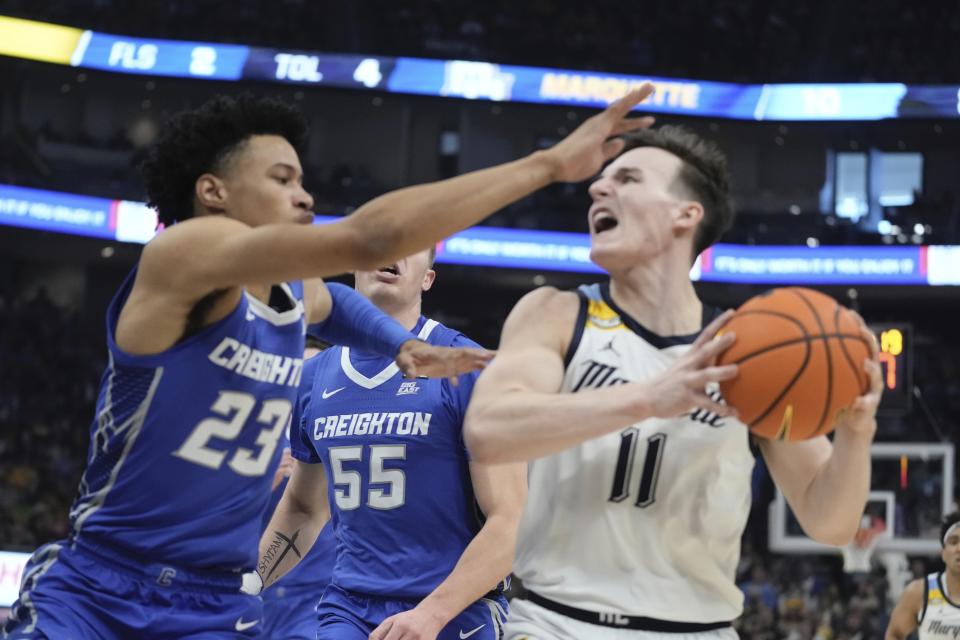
{"left": 421, "top": 269, "right": 436, "bottom": 292}
{"left": 675, "top": 200, "right": 703, "bottom": 231}
{"left": 195, "top": 173, "right": 228, "bottom": 213}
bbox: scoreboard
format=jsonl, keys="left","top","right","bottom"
{"left": 5, "top": 15, "right": 960, "bottom": 120}
{"left": 869, "top": 323, "right": 913, "bottom": 414}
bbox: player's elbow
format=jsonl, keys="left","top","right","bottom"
{"left": 332, "top": 217, "right": 399, "bottom": 272}
{"left": 463, "top": 424, "right": 498, "bottom": 465}
{"left": 802, "top": 518, "right": 859, "bottom": 547}
{"left": 463, "top": 411, "right": 509, "bottom": 465}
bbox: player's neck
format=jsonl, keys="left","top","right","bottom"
{"left": 609, "top": 257, "right": 702, "bottom": 336}
{"left": 246, "top": 284, "right": 272, "bottom": 305}
{"left": 945, "top": 568, "right": 960, "bottom": 597}
{"left": 375, "top": 298, "right": 423, "bottom": 332}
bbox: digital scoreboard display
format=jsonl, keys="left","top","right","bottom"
{"left": 4, "top": 15, "right": 960, "bottom": 121}
{"left": 869, "top": 323, "right": 913, "bottom": 414}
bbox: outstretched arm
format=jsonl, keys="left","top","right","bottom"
{"left": 143, "top": 86, "right": 656, "bottom": 293}
{"left": 305, "top": 280, "right": 493, "bottom": 379}
{"left": 369, "top": 462, "right": 527, "bottom": 640}
{"left": 124, "top": 86, "right": 656, "bottom": 355}
{"left": 251, "top": 460, "right": 329, "bottom": 592}
{"left": 463, "top": 287, "right": 738, "bottom": 464}
{"left": 758, "top": 320, "right": 882, "bottom": 546}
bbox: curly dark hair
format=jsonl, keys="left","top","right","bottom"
{"left": 140, "top": 93, "right": 308, "bottom": 227}
{"left": 617, "top": 125, "right": 733, "bottom": 260}
{"left": 941, "top": 510, "right": 960, "bottom": 546}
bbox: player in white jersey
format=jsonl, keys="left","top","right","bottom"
{"left": 464, "top": 125, "right": 884, "bottom": 638}
{"left": 886, "top": 511, "right": 960, "bottom": 639}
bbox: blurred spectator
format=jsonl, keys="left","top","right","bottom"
{"left": 0, "top": 288, "right": 102, "bottom": 550}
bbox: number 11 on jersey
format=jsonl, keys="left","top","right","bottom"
{"left": 609, "top": 428, "right": 666, "bottom": 508}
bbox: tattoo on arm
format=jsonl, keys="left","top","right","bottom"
{"left": 257, "top": 529, "right": 302, "bottom": 585}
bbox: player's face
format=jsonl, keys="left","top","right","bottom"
{"left": 586, "top": 147, "right": 699, "bottom": 272}
{"left": 354, "top": 249, "right": 435, "bottom": 309}
{"left": 943, "top": 527, "right": 960, "bottom": 575}
{"left": 217, "top": 135, "right": 314, "bottom": 227}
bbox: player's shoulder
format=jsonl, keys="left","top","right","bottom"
{"left": 901, "top": 576, "right": 926, "bottom": 603}
{"left": 303, "top": 346, "right": 337, "bottom": 376}
{"left": 140, "top": 216, "right": 249, "bottom": 286}
{"left": 142, "top": 215, "right": 249, "bottom": 263}
{"left": 425, "top": 319, "right": 483, "bottom": 350}
{"left": 498, "top": 285, "right": 585, "bottom": 354}
{"left": 510, "top": 285, "right": 582, "bottom": 324}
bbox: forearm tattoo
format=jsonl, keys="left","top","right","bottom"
{"left": 258, "top": 529, "right": 302, "bottom": 585}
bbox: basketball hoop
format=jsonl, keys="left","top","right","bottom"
{"left": 842, "top": 515, "right": 886, "bottom": 573}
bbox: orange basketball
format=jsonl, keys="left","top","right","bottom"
{"left": 716, "top": 287, "right": 871, "bottom": 441}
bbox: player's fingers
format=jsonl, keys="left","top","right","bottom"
{"left": 600, "top": 137, "right": 626, "bottom": 162}
{"left": 611, "top": 115, "right": 655, "bottom": 136}
{"left": 859, "top": 323, "right": 880, "bottom": 360}
{"left": 605, "top": 83, "right": 655, "bottom": 118}
{"left": 395, "top": 352, "right": 416, "bottom": 379}
{"left": 691, "top": 391, "right": 738, "bottom": 418}
{"left": 694, "top": 309, "right": 735, "bottom": 348}
{"left": 455, "top": 348, "right": 494, "bottom": 366}
{"left": 695, "top": 364, "right": 739, "bottom": 385}
{"left": 369, "top": 619, "right": 394, "bottom": 640}
{"left": 693, "top": 331, "right": 736, "bottom": 366}
{"left": 863, "top": 358, "right": 884, "bottom": 395}
{"left": 466, "top": 347, "right": 496, "bottom": 365}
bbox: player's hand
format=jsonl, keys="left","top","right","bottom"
{"left": 369, "top": 606, "right": 445, "bottom": 640}
{"left": 271, "top": 448, "right": 295, "bottom": 491}
{"left": 637, "top": 310, "right": 739, "bottom": 419}
{"left": 542, "top": 83, "right": 656, "bottom": 183}
{"left": 834, "top": 312, "right": 882, "bottom": 436}
{"left": 395, "top": 340, "right": 495, "bottom": 385}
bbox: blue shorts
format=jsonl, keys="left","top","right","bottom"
{"left": 260, "top": 584, "right": 322, "bottom": 640}
{"left": 2, "top": 539, "right": 262, "bottom": 639}
{"left": 316, "top": 584, "right": 507, "bottom": 640}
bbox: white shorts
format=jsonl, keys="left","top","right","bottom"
{"left": 503, "top": 597, "right": 739, "bottom": 640}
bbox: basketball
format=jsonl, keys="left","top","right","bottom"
{"left": 717, "top": 287, "right": 871, "bottom": 441}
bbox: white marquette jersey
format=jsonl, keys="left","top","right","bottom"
{"left": 919, "top": 573, "right": 960, "bottom": 639}
{"left": 514, "top": 283, "right": 755, "bottom": 623}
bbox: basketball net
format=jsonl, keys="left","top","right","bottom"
{"left": 842, "top": 514, "right": 886, "bottom": 573}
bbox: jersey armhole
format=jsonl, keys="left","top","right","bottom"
{"left": 919, "top": 574, "right": 930, "bottom": 624}
{"left": 561, "top": 290, "right": 588, "bottom": 369}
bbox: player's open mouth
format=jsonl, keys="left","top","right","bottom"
{"left": 590, "top": 207, "right": 619, "bottom": 234}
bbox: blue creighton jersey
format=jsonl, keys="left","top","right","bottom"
{"left": 292, "top": 316, "right": 486, "bottom": 598}
{"left": 69, "top": 269, "right": 306, "bottom": 571}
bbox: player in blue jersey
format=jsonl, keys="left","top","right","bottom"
{"left": 3, "top": 86, "right": 655, "bottom": 640}
{"left": 249, "top": 247, "right": 528, "bottom": 640}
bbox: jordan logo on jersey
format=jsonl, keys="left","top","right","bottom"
{"left": 599, "top": 338, "right": 620, "bottom": 357}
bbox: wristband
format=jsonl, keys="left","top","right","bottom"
{"left": 308, "top": 283, "right": 413, "bottom": 357}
